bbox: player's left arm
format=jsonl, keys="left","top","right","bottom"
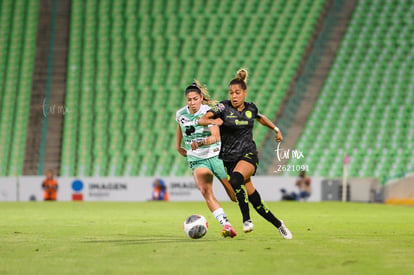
{"left": 256, "top": 113, "right": 283, "bottom": 142}
{"left": 191, "top": 125, "right": 221, "bottom": 150}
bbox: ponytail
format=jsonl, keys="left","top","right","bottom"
{"left": 229, "top": 68, "right": 248, "bottom": 90}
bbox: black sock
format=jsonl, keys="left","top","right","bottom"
{"left": 249, "top": 190, "right": 282, "bottom": 228}
{"left": 229, "top": 172, "right": 250, "bottom": 222}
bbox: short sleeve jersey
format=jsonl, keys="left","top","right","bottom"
{"left": 208, "top": 100, "right": 261, "bottom": 162}
{"left": 176, "top": 104, "right": 221, "bottom": 162}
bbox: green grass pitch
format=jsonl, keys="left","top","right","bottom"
{"left": 1, "top": 201, "right": 413, "bottom": 274}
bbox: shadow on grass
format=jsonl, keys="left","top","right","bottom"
{"left": 81, "top": 237, "right": 219, "bottom": 245}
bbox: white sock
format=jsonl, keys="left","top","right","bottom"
{"left": 212, "top": 208, "right": 229, "bottom": 226}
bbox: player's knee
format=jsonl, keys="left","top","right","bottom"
{"left": 229, "top": 172, "right": 244, "bottom": 189}
{"left": 199, "top": 187, "right": 209, "bottom": 198}
{"left": 198, "top": 185, "right": 212, "bottom": 198}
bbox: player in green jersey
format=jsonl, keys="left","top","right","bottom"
{"left": 176, "top": 81, "right": 237, "bottom": 238}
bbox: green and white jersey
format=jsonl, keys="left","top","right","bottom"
{"left": 176, "top": 104, "right": 221, "bottom": 162}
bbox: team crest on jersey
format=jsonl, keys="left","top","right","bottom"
{"left": 245, "top": 110, "right": 252, "bottom": 119}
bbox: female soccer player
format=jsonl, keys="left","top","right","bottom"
{"left": 197, "top": 69, "right": 293, "bottom": 239}
{"left": 176, "top": 81, "right": 237, "bottom": 238}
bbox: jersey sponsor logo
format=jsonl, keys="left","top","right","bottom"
{"left": 227, "top": 112, "right": 237, "bottom": 118}
{"left": 245, "top": 110, "right": 252, "bottom": 119}
{"left": 235, "top": 119, "right": 248, "bottom": 125}
{"left": 185, "top": 126, "right": 196, "bottom": 136}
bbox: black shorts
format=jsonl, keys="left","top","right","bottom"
{"left": 223, "top": 152, "right": 259, "bottom": 177}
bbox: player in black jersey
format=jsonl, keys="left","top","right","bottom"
{"left": 197, "top": 69, "right": 292, "bottom": 239}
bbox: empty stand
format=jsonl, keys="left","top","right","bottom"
{"left": 291, "top": 0, "right": 414, "bottom": 182}
{"left": 0, "top": 0, "right": 39, "bottom": 176}
{"left": 61, "top": 0, "right": 327, "bottom": 176}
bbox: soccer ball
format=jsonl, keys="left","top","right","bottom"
{"left": 183, "top": 214, "right": 208, "bottom": 239}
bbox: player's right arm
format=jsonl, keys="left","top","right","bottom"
{"left": 197, "top": 111, "right": 223, "bottom": 126}
{"left": 175, "top": 125, "right": 187, "bottom": 157}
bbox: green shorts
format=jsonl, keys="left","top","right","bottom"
{"left": 188, "top": 156, "right": 227, "bottom": 180}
